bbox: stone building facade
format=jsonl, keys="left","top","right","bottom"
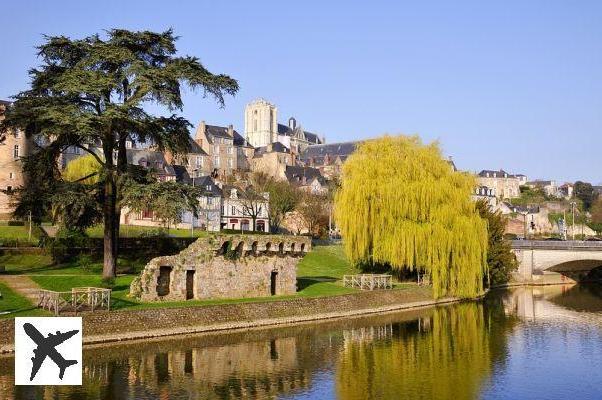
{"left": 476, "top": 169, "right": 522, "bottom": 199}
{"left": 0, "top": 100, "right": 31, "bottom": 218}
{"left": 244, "top": 99, "right": 323, "bottom": 152}
{"left": 249, "top": 142, "right": 296, "bottom": 179}
{"left": 130, "top": 234, "right": 311, "bottom": 301}
{"left": 194, "top": 121, "right": 254, "bottom": 177}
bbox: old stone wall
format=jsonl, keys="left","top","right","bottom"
{"left": 130, "top": 234, "right": 312, "bottom": 301}
{"left": 0, "top": 103, "right": 30, "bottom": 218}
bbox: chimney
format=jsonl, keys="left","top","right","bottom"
{"left": 227, "top": 124, "right": 233, "bottom": 137}
{"left": 195, "top": 120, "right": 206, "bottom": 145}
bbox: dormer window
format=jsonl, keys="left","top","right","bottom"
{"left": 13, "top": 145, "right": 19, "bottom": 159}
{"left": 206, "top": 184, "right": 211, "bottom": 191}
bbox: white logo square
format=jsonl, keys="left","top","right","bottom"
{"left": 14, "top": 317, "right": 82, "bottom": 385}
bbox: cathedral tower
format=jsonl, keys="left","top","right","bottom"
{"left": 244, "top": 99, "right": 278, "bottom": 148}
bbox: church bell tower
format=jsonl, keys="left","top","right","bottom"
{"left": 244, "top": 99, "right": 278, "bottom": 148}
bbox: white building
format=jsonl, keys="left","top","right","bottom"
{"left": 220, "top": 186, "right": 269, "bottom": 232}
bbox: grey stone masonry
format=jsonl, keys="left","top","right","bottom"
{"left": 130, "top": 234, "right": 311, "bottom": 301}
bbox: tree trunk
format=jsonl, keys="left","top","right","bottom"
{"left": 103, "top": 172, "right": 118, "bottom": 279}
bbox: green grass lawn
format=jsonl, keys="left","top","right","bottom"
{"left": 0, "top": 282, "right": 49, "bottom": 318}
{"left": 86, "top": 224, "right": 209, "bottom": 238}
{"left": 296, "top": 245, "right": 360, "bottom": 296}
{"left": 3, "top": 244, "right": 419, "bottom": 316}
{"left": 0, "top": 225, "right": 38, "bottom": 244}
{"left": 26, "top": 245, "right": 359, "bottom": 310}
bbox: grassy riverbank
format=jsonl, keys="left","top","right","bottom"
{"left": 0, "top": 245, "right": 422, "bottom": 317}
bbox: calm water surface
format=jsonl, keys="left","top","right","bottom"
{"left": 3, "top": 284, "right": 602, "bottom": 399}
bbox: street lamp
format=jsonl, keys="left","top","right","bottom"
{"left": 570, "top": 201, "right": 576, "bottom": 241}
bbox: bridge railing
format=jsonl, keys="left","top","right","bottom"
{"left": 511, "top": 240, "right": 602, "bottom": 250}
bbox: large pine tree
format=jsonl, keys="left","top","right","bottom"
{"left": 0, "top": 29, "right": 238, "bottom": 278}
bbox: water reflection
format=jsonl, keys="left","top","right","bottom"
{"left": 3, "top": 286, "right": 602, "bottom": 399}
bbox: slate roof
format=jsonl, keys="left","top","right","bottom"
{"left": 478, "top": 169, "right": 516, "bottom": 178}
{"left": 172, "top": 165, "right": 190, "bottom": 183}
{"left": 284, "top": 165, "right": 326, "bottom": 186}
{"left": 253, "top": 142, "right": 290, "bottom": 157}
{"left": 126, "top": 149, "right": 175, "bottom": 177}
{"left": 192, "top": 175, "right": 223, "bottom": 196}
{"left": 502, "top": 202, "right": 540, "bottom": 214}
{"left": 187, "top": 137, "right": 208, "bottom": 155}
{"left": 203, "top": 124, "right": 249, "bottom": 147}
{"left": 300, "top": 141, "right": 358, "bottom": 161}
{"left": 277, "top": 123, "right": 322, "bottom": 144}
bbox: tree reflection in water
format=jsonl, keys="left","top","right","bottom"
{"left": 1, "top": 297, "right": 517, "bottom": 400}
{"left": 336, "top": 299, "right": 516, "bottom": 400}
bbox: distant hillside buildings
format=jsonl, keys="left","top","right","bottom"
{"left": 0, "top": 97, "right": 359, "bottom": 232}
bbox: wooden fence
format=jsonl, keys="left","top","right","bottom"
{"left": 38, "top": 287, "right": 111, "bottom": 316}
{"left": 343, "top": 274, "right": 393, "bottom": 291}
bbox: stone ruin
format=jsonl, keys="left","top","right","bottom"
{"left": 130, "top": 234, "right": 311, "bottom": 301}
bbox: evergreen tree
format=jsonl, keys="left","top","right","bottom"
{"left": 335, "top": 135, "right": 488, "bottom": 298}
{"left": 0, "top": 29, "right": 238, "bottom": 278}
{"left": 475, "top": 199, "right": 518, "bottom": 286}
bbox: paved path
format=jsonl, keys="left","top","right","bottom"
{"left": 0, "top": 275, "right": 41, "bottom": 304}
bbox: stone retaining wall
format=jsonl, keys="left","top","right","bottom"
{"left": 0, "top": 287, "right": 435, "bottom": 351}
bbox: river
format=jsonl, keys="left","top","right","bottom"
{"left": 2, "top": 284, "right": 602, "bottom": 399}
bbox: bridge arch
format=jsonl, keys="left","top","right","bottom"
{"left": 512, "top": 241, "right": 602, "bottom": 283}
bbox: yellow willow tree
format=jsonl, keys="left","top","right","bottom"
{"left": 63, "top": 155, "right": 102, "bottom": 184}
{"left": 335, "top": 135, "right": 488, "bottom": 298}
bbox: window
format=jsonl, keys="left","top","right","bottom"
{"left": 14, "top": 130, "right": 20, "bottom": 139}
{"left": 213, "top": 156, "right": 220, "bottom": 167}
{"left": 195, "top": 156, "right": 203, "bottom": 167}
{"left": 231, "top": 206, "right": 236, "bottom": 215}
{"left": 13, "top": 145, "right": 19, "bottom": 158}
{"left": 9, "top": 172, "right": 14, "bottom": 180}
{"left": 142, "top": 209, "right": 153, "bottom": 219}
{"left": 206, "top": 184, "right": 211, "bottom": 191}
{"left": 227, "top": 146, "right": 233, "bottom": 154}
{"left": 207, "top": 197, "right": 213, "bottom": 205}
{"left": 6, "top": 186, "right": 12, "bottom": 194}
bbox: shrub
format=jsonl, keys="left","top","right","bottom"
{"left": 48, "top": 229, "right": 91, "bottom": 264}
{"left": 7, "top": 220, "right": 25, "bottom": 226}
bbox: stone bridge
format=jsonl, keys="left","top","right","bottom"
{"left": 511, "top": 241, "right": 602, "bottom": 284}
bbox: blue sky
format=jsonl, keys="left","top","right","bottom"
{"left": 2, "top": 1, "right": 601, "bottom": 183}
